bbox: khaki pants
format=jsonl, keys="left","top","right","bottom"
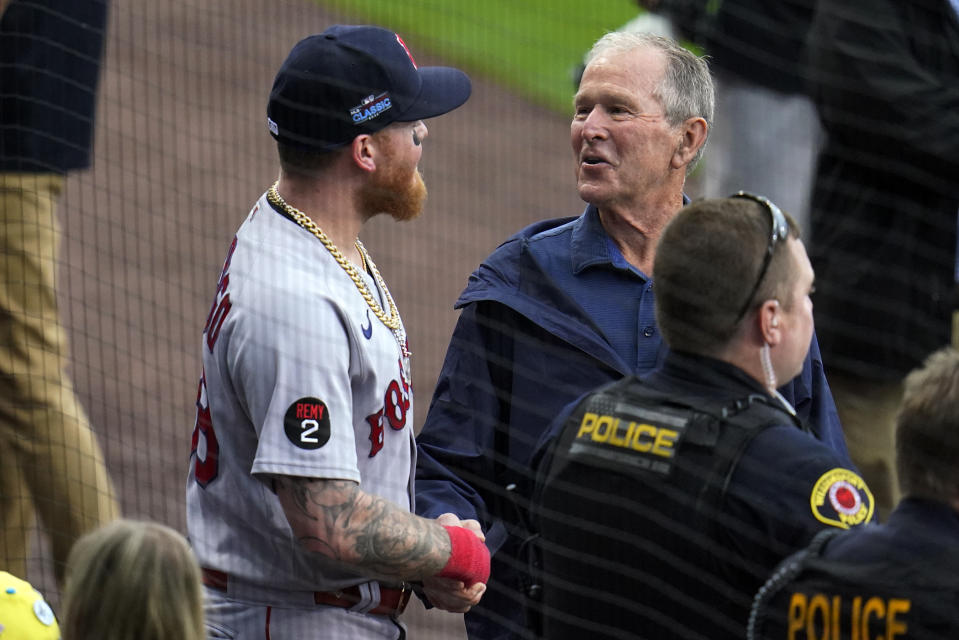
{"left": 828, "top": 372, "right": 902, "bottom": 521}
{"left": 0, "top": 173, "right": 119, "bottom": 582}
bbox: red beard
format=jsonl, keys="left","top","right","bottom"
{"left": 356, "top": 142, "right": 428, "bottom": 222}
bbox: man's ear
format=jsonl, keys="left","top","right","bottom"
{"left": 351, "top": 134, "right": 377, "bottom": 173}
{"left": 758, "top": 299, "right": 783, "bottom": 346}
{"left": 671, "top": 116, "right": 708, "bottom": 170}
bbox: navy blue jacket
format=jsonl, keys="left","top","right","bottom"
{"left": 0, "top": 0, "right": 108, "bottom": 172}
{"left": 415, "top": 206, "right": 850, "bottom": 640}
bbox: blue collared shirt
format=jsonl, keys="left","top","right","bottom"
{"left": 531, "top": 205, "right": 663, "bottom": 373}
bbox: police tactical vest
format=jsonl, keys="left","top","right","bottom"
{"left": 535, "top": 374, "right": 803, "bottom": 527}
{"left": 531, "top": 375, "right": 805, "bottom": 640}
{"left": 748, "top": 528, "right": 959, "bottom": 640}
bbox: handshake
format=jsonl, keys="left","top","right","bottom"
{"left": 425, "top": 513, "right": 491, "bottom": 613}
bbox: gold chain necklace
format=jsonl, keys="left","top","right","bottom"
{"left": 266, "top": 183, "right": 410, "bottom": 361}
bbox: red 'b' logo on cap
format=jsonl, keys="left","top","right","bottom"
{"left": 395, "top": 34, "right": 417, "bottom": 68}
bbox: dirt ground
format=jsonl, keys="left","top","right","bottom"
{"left": 33, "top": 0, "right": 589, "bottom": 637}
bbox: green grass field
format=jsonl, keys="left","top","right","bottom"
{"left": 319, "top": 0, "right": 641, "bottom": 115}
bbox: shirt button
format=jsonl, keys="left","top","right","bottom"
{"left": 643, "top": 326, "right": 655, "bottom": 337}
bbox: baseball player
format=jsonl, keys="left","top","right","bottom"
{"left": 186, "top": 26, "right": 488, "bottom": 640}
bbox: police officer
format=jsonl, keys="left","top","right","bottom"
{"left": 531, "top": 195, "right": 874, "bottom": 640}
{"left": 749, "top": 346, "right": 959, "bottom": 640}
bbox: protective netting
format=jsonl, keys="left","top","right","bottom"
{"left": 2, "top": 0, "right": 955, "bottom": 638}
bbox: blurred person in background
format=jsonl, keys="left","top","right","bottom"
{"left": 62, "top": 519, "right": 205, "bottom": 640}
{"left": 531, "top": 195, "right": 874, "bottom": 640}
{"left": 416, "top": 31, "right": 850, "bottom": 640}
{"left": 749, "top": 346, "right": 959, "bottom": 639}
{"left": 0, "top": 0, "right": 119, "bottom": 584}
{"left": 804, "top": 0, "right": 959, "bottom": 519}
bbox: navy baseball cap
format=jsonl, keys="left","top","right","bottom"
{"left": 267, "top": 25, "right": 472, "bottom": 151}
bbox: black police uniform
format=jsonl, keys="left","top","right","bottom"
{"left": 749, "top": 498, "right": 959, "bottom": 640}
{"left": 531, "top": 351, "right": 874, "bottom": 640}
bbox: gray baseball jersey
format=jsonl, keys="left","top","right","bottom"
{"left": 186, "top": 191, "right": 415, "bottom": 596}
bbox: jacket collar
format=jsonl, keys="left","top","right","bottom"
{"left": 652, "top": 350, "right": 802, "bottom": 427}
{"left": 657, "top": 350, "right": 768, "bottom": 396}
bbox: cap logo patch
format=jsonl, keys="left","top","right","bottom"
{"left": 351, "top": 92, "right": 392, "bottom": 124}
{"left": 809, "top": 467, "right": 875, "bottom": 529}
{"left": 395, "top": 34, "right": 417, "bottom": 68}
{"left": 284, "top": 397, "right": 331, "bottom": 450}
{"left": 33, "top": 599, "right": 55, "bottom": 626}
{"left": 267, "top": 117, "right": 279, "bottom": 135}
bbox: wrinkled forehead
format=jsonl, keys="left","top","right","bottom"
{"left": 578, "top": 47, "right": 666, "bottom": 101}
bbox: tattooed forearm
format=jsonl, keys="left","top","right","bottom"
{"left": 275, "top": 476, "right": 452, "bottom": 581}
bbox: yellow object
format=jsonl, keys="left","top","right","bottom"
{"left": 0, "top": 571, "right": 60, "bottom": 640}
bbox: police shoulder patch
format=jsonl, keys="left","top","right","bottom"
{"left": 284, "top": 397, "right": 331, "bottom": 450}
{"left": 809, "top": 467, "right": 875, "bottom": 528}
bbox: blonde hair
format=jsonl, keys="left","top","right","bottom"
{"left": 896, "top": 346, "right": 959, "bottom": 501}
{"left": 62, "top": 519, "right": 205, "bottom": 640}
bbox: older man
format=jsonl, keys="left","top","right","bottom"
{"left": 416, "top": 31, "right": 850, "bottom": 640}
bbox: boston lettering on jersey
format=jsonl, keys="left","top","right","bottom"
{"left": 191, "top": 369, "right": 218, "bottom": 487}
{"left": 204, "top": 235, "right": 238, "bottom": 352}
{"left": 365, "top": 358, "right": 411, "bottom": 457}
{"left": 191, "top": 234, "right": 242, "bottom": 488}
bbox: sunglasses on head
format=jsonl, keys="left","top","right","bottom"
{"left": 730, "top": 191, "right": 789, "bottom": 322}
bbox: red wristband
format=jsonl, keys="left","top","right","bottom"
{"left": 436, "top": 525, "right": 490, "bottom": 586}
